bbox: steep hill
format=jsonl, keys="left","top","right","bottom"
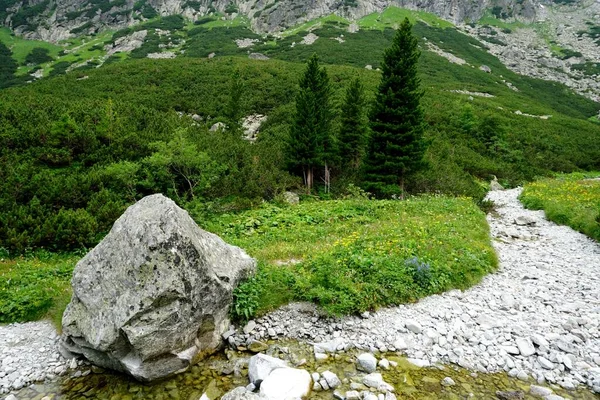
{"left": 2, "top": 0, "right": 543, "bottom": 41}
{"left": 1, "top": 1, "right": 599, "bottom": 100}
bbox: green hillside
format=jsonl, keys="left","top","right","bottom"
{"left": 0, "top": 7, "right": 599, "bottom": 253}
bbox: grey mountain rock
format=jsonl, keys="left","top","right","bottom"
{"left": 61, "top": 194, "right": 256, "bottom": 381}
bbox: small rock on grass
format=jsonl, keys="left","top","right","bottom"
{"left": 441, "top": 377, "right": 456, "bottom": 386}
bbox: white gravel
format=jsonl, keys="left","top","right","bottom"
{"left": 0, "top": 322, "right": 70, "bottom": 395}
{"left": 2, "top": 188, "right": 599, "bottom": 395}
{"left": 231, "top": 188, "right": 600, "bottom": 393}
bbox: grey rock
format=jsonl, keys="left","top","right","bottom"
{"left": 243, "top": 320, "right": 257, "bottom": 334}
{"left": 345, "top": 390, "right": 361, "bottom": 400}
{"left": 496, "top": 390, "right": 525, "bottom": 400}
{"left": 333, "top": 390, "right": 344, "bottom": 400}
{"left": 441, "top": 377, "right": 456, "bottom": 386}
{"left": 322, "top": 370, "right": 341, "bottom": 389}
{"left": 480, "top": 65, "right": 492, "bottom": 73}
{"left": 283, "top": 192, "right": 299, "bottom": 205}
{"left": 516, "top": 338, "right": 535, "bottom": 357}
{"left": 357, "top": 353, "right": 377, "bottom": 373}
{"left": 61, "top": 194, "right": 256, "bottom": 381}
{"left": 248, "top": 340, "right": 268, "bottom": 353}
{"left": 248, "top": 53, "right": 270, "bottom": 60}
{"left": 405, "top": 320, "right": 422, "bottom": 334}
{"left": 529, "top": 384, "right": 553, "bottom": 397}
{"left": 210, "top": 122, "right": 226, "bottom": 132}
{"left": 538, "top": 356, "right": 554, "bottom": 370}
{"left": 363, "top": 372, "right": 383, "bottom": 389}
{"left": 248, "top": 353, "right": 288, "bottom": 386}
{"left": 490, "top": 176, "right": 504, "bottom": 191}
{"left": 222, "top": 387, "right": 266, "bottom": 400}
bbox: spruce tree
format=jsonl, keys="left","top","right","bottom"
{"left": 225, "top": 68, "right": 244, "bottom": 136}
{"left": 287, "top": 54, "right": 334, "bottom": 191}
{"left": 339, "top": 77, "right": 369, "bottom": 172}
{"left": 363, "top": 18, "right": 427, "bottom": 197}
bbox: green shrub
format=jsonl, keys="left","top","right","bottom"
{"left": 521, "top": 173, "right": 600, "bottom": 241}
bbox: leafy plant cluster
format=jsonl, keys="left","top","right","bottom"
{"left": 520, "top": 172, "right": 600, "bottom": 241}
{"left": 217, "top": 196, "right": 497, "bottom": 319}
{"left": 0, "top": 50, "right": 598, "bottom": 251}
{"left": 0, "top": 253, "right": 78, "bottom": 324}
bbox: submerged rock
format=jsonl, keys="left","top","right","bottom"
{"left": 259, "top": 367, "right": 312, "bottom": 399}
{"left": 61, "top": 194, "right": 256, "bottom": 381}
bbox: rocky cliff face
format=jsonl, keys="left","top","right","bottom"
{"left": 2, "top": 0, "right": 545, "bottom": 41}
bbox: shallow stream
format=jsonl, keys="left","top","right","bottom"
{"left": 9, "top": 341, "right": 598, "bottom": 400}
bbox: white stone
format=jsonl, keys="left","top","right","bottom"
{"left": 529, "top": 384, "right": 553, "bottom": 397}
{"left": 248, "top": 354, "right": 288, "bottom": 385}
{"left": 441, "top": 377, "right": 456, "bottom": 386}
{"left": 357, "top": 353, "right": 377, "bottom": 373}
{"left": 516, "top": 338, "right": 536, "bottom": 357}
{"left": 322, "top": 370, "right": 341, "bottom": 389}
{"left": 259, "top": 368, "right": 311, "bottom": 399}
{"left": 538, "top": 356, "right": 554, "bottom": 370}
{"left": 405, "top": 320, "right": 422, "bottom": 334}
{"left": 363, "top": 373, "right": 384, "bottom": 388}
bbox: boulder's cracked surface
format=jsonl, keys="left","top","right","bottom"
{"left": 61, "top": 194, "right": 256, "bottom": 381}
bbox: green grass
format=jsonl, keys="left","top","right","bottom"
{"left": 477, "top": 11, "right": 528, "bottom": 31}
{"left": 282, "top": 14, "right": 350, "bottom": 37}
{"left": 201, "top": 196, "right": 497, "bottom": 319}
{"left": 0, "top": 27, "right": 62, "bottom": 64}
{"left": 0, "top": 196, "right": 497, "bottom": 324}
{"left": 0, "top": 251, "right": 78, "bottom": 328}
{"left": 520, "top": 172, "right": 600, "bottom": 241}
{"left": 359, "top": 7, "right": 453, "bottom": 30}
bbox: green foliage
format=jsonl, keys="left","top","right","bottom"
{"left": 225, "top": 2, "right": 238, "bottom": 14}
{"left": 0, "top": 42, "right": 17, "bottom": 88}
{"left": 225, "top": 68, "right": 244, "bottom": 135}
{"left": 0, "top": 54, "right": 598, "bottom": 250}
{"left": 521, "top": 173, "right": 600, "bottom": 241}
{"left": 287, "top": 54, "right": 335, "bottom": 190}
{"left": 339, "top": 77, "right": 369, "bottom": 173}
{"left": 363, "top": 19, "right": 428, "bottom": 197}
{"left": 0, "top": 253, "right": 77, "bottom": 323}
{"left": 142, "top": 129, "right": 223, "bottom": 200}
{"left": 207, "top": 196, "right": 497, "bottom": 317}
{"left": 24, "top": 46, "right": 54, "bottom": 66}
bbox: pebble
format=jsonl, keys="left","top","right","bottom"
{"left": 441, "top": 377, "right": 456, "bottom": 386}
{"left": 357, "top": 353, "right": 377, "bottom": 373}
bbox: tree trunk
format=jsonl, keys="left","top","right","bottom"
{"left": 399, "top": 174, "right": 405, "bottom": 200}
{"left": 307, "top": 166, "right": 313, "bottom": 193}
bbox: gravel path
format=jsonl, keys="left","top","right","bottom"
{"left": 229, "top": 188, "right": 600, "bottom": 393}
{"left": 1, "top": 188, "right": 599, "bottom": 396}
{"left": 0, "top": 322, "right": 72, "bottom": 395}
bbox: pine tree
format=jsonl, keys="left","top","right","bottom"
{"left": 339, "top": 77, "right": 369, "bottom": 172}
{"left": 287, "top": 54, "right": 334, "bottom": 191}
{"left": 225, "top": 68, "right": 244, "bottom": 136}
{"left": 363, "top": 18, "right": 428, "bottom": 198}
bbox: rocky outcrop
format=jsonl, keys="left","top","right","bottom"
{"left": 61, "top": 194, "right": 256, "bottom": 381}
{"left": 4, "top": 0, "right": 543, "bottom": 42}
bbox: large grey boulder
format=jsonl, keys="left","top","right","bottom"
{"left": 61, "top": 194, "right": 256, "bottom": 381}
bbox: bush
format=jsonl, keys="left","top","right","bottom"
{"left": 25, "top": 47, "right": 54, "bottom": 65}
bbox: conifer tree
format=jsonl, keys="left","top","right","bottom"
{"left": 287, "top": 54, "right": 334, "bottom": 191}
{"left": 363, "top": 18, "right": 427, "bottom": 197}
{"left": 225, "top": 68, "right": 244, "bottom": 136}
{"left": 339, "top": 77, "right": 369, "bottom": 172}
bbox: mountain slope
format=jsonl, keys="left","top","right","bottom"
{"left": 2, "top": 0, "right": 543, "bottom": 41}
